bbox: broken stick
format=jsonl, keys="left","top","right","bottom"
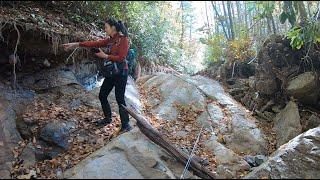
{"left": 121, "top": 105, "right": 216, "bottom": 179}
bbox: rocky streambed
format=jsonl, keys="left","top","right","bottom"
{"left": 1, "top": 67, "right": 319, "bottom": 179}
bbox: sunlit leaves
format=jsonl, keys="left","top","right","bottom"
{"left": 286, "top": 26, "right": 303, "bottom": 49}
{"left": 286, "top": 19, "right": 320, "bottom": 50}
{"left": 226, "top": 37, "right": 256, "bottom": 63}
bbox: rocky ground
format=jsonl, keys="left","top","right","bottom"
{"left": 1, "top": 65, "right": 320, "bottom": 179}
{"left": 0, "top": 2, "right": 319, "bottom": 179}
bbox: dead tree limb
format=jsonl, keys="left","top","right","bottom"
{"left": 121, "top": 105, "right": 216, "bottom": 179}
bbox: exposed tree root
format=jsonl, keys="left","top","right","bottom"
{"left": 12, "top": 21, "right": 20, "bottom": 90}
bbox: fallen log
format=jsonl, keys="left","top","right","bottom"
{"left": 122, "top": 105, "right": 216, "bottom": 179}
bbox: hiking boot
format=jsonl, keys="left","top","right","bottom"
{"left": 120, "top": 124, "right": 133, "bottom": 133}
{"left": 95, "top": 118, "right": 112, "bottom": 127}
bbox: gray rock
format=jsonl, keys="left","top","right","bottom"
{"left": 206, "top": 139, "right": 242, "bottom": 164}
{"left": 287, "top": 72, "right": 320, "bottom": 105}
{"left": 273, "top": 101, "right": 302, "bottom": 147}
{"left": 216, "top": 164, "right": 236, "bottom": 179}
{"left": 271, "top": 105, "right": 281, "bottom": 113}
{"left": 143, "top": 74, "right": 267, "bottom": 155}
{"left": 63, "top": 128, "right": 191, "bottom": 179}
{"left": 21, "top": 67, "right": 79, "bottom": 91}
{"left": 207, "top": 103, "right": 224, "bottom": 125}
{"left": 244, "top": 155, "right": 267, "bottom": 167}
{"left": 143, "top": 74, "right": 206, "bottom": 121}
{"left": 0, "top": 170, "right": 11, "bottom": 179}
{"left": 244, "top": 127, "right": 320, "bottom": 179}
{"left": 0, "top": 89, "right": 35, "bottom": 178}
{"left": 205, "top": 139, "right": 250, "bottom": 178}
{"left": 125, "top": 146, "right": 170, "bottom": 179}
{"left": 69, "top": 98, "right": 81, "bottom": 110}
{"left": 307, "top": 114, "right": 320, "bottom": 130}
{"left": 40, "top": 122, "right": 71, "bottom": 149}
{"left": 125, "top": 76, "right": 143, "bottom": 114}
{"left": 16, "top": 116, "right": 33, "bottom": 139}
{"left": 226, "top": 114, "right": 267, "bottom": 155}
{"left": 255, "top": 71, "right": 278, "bottom": 95}
{"left": 35, "top": 139, "right": 66, "bottom": 161}
{"left": 0, "top": 101, "right": 21, "bottom": 178}
{"left": 19, "top": 143, "right": 36, "bottom": 168}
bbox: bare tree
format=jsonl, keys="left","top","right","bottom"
{"left": 180, "top": 1, "right": 184, "bottom": 49}
{"left": 222, "top": 1, "right": 230, "bottom": 38}
{"left": 296, "top": 1, "right": 308, "bottom": 25}
{"left": 211, "top": 1, "right": 229, "bottom": 39}
{"left": 205, "top": 1, "right": 211, "bottom": 34}
{"left": 227, "top": 1, "right": 235, "bottom": 39}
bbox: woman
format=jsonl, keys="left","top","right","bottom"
{"left": 62, "top": 18, "right": 132, "bottom": 133}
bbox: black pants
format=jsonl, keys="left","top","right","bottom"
{"left": 99, "top": 73, "right": 129, "bottom": 127}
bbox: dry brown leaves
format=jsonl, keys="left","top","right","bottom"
{"left": 256, "top": 120, "right": 277, "bottom": 155}
{"left": 11, "top": 97, "right": 122, "bottom": 179}
{"left": 137, "top": 82, "right": 218, "bottom": 174}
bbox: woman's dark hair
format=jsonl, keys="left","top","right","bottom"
{"left": 105, "top": 18, "right": 128, "bottom": 37}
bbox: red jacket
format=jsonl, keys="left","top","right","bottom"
{"left": 79, "top": 32, "right": 129, "bottom": 69}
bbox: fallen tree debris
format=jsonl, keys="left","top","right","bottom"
{"left": 122, "top": 104, "right": 217, "bottom": 179}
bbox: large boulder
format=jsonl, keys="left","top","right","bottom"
{"left": 0, "top": 100, "right": 20, "bottom": 179}
{"left": 244, "top": 127, "right": 320, "bottom": 179}
{"left": 63, "top": 128, "right": 198, "bottom": 179}
{"left": 182, "top": 75, "right": 267, "bottom": 155}
{"left": 141, "top": 74, "right": 206, "bottom": 121}
{"left": 0, "top": 86, "right": 35, "bottom": 178}
{"left": 40, "top": 122, "right": 72, "bottom": 150}
{"left": 206, "top": 138, "right": 250, "bottom": 178}
{"left": 141, "top": 74, "right": 267, "bottom": 156}
{"left": 287, "top": 72, "right": 320, "bottom": 105}
{"left": 20, "top": 67, "right": 79, "bottom": 91}
{"left": 254, "top": 72, "right": 278, "bottom": 95}
{"left": 19, "top": 142, "right": 36, "bottom": 168}
{"left": 307, "top": 114, "right": 320, "bottom": 130}
{"left": 273, "top": 101, "right": 302, "bottom": 147}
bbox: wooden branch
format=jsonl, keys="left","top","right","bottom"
{"left": 121, "top": 105, "right": 216, "bottom": 179}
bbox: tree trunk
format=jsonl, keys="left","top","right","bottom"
{"left": 205, "top": 1, "right": 211, "bottom": 34}
{"left": 244, "top": 1, "right": 248, "bottom": 37}
{"left": 189, "top": 26, "right": 192, "bottom": 43}
{"left": 227, "top": 1, "right": 235, "bottom": 39}
{"left": 121, "top": 105, "right": 217, "bottom": 179}
{"left": 236, "top": 1, "right": 242, "bottom": 37}
{"left": 317, "top": 1, "right": 320, "bottom": 20}
{"left": 296, "top": 1, "right": 308, "bottom": 25}
{"left": 211, "top": 1, "right": 229, "bottom": 39}
{"left": 266, "top": 17, "right": 272, "bottom": 34}
{"left": 271, "top": 15, "right": 277, "bottom": 34}
{"left": 222, "top": 1, "right": 230, "bottom": 39}
{"left": 307, "top": 1, "right": 311, "bottom": 18}
{"left": 180, "top": 1, "right": 184, "bottom": 49}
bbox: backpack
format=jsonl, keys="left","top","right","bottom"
{"left": 126, "top": 49, "right": 136, "bottom": 74}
